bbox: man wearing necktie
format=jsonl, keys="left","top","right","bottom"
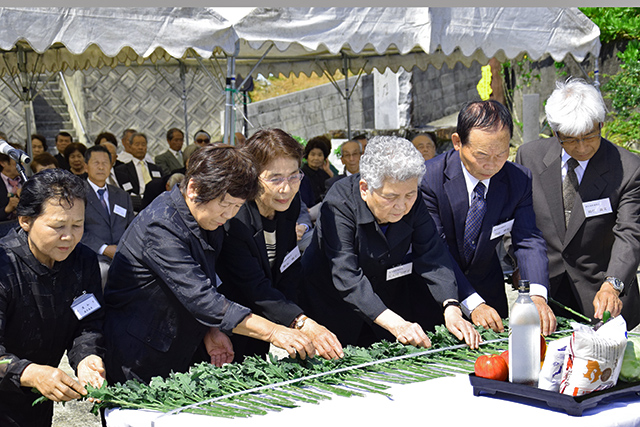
{"left": 0, "top": 153, "right": 22, "bottom": 222}
{"left": 155, "top": 128, "right": 185, "bottom": 176}
{"left": 421, "top": 100, "right": 556, "bottom": 335}
{"left": 114, "top": 132, "right": 163, "bottom": 213}
{"left": 516, "top": 78, "right": 640, "bottom": 329}
{"left": 82, "top": 145, "right": 134, "bottom": 287}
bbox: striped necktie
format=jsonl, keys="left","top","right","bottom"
{"left": 562, "top": 157, "right": 579, "bottom": 228}
{"left": 97, "top": 188, "right": 109, "bottom": 214}
{"left": 463, "top": 182, "right": 486, "bottom": 264}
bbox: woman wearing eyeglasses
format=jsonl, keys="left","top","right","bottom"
{"left": 217, "top": 129, "right": 344, "bottom": 362}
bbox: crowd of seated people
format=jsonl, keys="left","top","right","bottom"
{"left": 1, "top": 78, "right": 638, "bottom": 426}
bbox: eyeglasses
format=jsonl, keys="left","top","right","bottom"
{"left": 556, "top": 128, "right": 601, "bottom": 146}
{"left": 261, "top": 171, "right": 304, "bottom": 187}
{"left": 195, "top": 138, "right": 210, "bottom": 144}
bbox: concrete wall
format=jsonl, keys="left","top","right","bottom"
{"left": 234, "top": 76, "right": 366, "bottom": 141}
{"left": 411, "top": 61, "right": 484, "bottom": 127}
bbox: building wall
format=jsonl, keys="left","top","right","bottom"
{"left": 411, "top": 61, "right": 484, "bottom": 127}
{"left": 234, "top": 77, "right": 366, "bottom": 141}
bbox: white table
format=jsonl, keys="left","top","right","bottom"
{"left": 105, "top": 374, "right": 640, "bottom": 427}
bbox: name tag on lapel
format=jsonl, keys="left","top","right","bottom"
{"left": 490, "top": 219, "right": 515, "bottom": 240}
{"left": 280, "top": 246, "right": 301, "bottom": 273}
{"left": 122, "top": 182, "right": 133, "bottom": 192}
{"left": 113, "top": 204, "right": 127, "bottom": 218}
{"left": 71, "top": 293, "right": 101, "bottom": 320}
{"left": 151, "top": 170, "right": 161, "bottom": 178}
{"left": 583, "top": 198, "right": 613, "bottom": 218}
{"left": 386, "top": 262, "right": 412, "bottom": 281}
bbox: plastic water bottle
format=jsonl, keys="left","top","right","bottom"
{"left": 509, "top": 280, "right": 541, "bottom": 386}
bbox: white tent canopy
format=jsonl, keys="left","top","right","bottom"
{"left": 0, "top": 7, "right": 236, "bottom": 75}
{"left": 0, "top": 7, "right": 601, "bottom": 145}
{"left": 229, "top": 7, "right": 601, "bottom": 77}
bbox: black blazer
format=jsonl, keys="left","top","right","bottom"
{"left": 113, "top": 160, "right": 163, "bottom": 196}
{"left": 113, "top": 160, "right": 163, "bottom": 212}
{"left": 0, "top": 181, "right": 12, "bottom": 222}
{"left": 103, "top": 187, "right": 251, "bottom": 384}
{"left": 516, "top": 137, "right": 640, "bottom": 328}
{"left": 218, "top": 195, "right": 304, "bottom": 325}
{"left": 54, "top": 153, "right": 70, "bottom": 170}
{"left": 217, "top": 195, "right": 305, "bottom": 360}
{"left": 299, "top": 174, "right": 459, "bottom": 346}
{"left": 421, "top": 149, "right": 549, "bottom": 317}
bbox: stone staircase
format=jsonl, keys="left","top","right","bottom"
{"left": 32, "top": 73, "right": 76, "bottom": 145}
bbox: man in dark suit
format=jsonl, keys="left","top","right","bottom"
{"left": 516, "top": 78, "right": 640, "bottom": 329}
{"left": 53, "top": 132, "right": 72, "bottom": 171}
{"left": 420, "top": 100, "right": 555, "bottom": 335}
{"left": 82, "top": 145, "right": 134, "bottom": 287}
{"left": 154, "top": 128, "right": 184, "bottom": 176}
{"left": 114, "top": 132, "right": 163, "bottom": 213}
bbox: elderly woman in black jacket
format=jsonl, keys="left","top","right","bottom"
{"left": 217, "top": 129, "right": 343, "bottom": 362}
{"left": 0, "top": 169, "right": 105, "bottom": 427}
{"left": 300, "top": 136, "right": 481, "bottom": 349}
{"left": 103, "top": 144, "right": 315, "bottom": 385}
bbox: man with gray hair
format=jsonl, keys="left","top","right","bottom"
{"left": 325, "top": 139, "right": 362, "bottom": 192}
{"left": 300, "top": 135, "right": 480, "bottom": 349}
{"left": 516, "top": 78, "right": 640, "bottom": 329}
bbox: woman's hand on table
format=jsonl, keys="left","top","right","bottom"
{"left": 268, "top": 325, "right": 316, "bottom": 360}
{"left": 299, "top": 318, "right": 344, "bottom": 359}
{"left": 444, "top": 305, "right": 481, "bottom": 349}
{"left": 21, "top": 363, "right": 87, "bottom": 402}
{"left": 204, "top": 327, "right": 235, "bottom": 367}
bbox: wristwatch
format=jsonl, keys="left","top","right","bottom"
{"left": 291, "top": 314, "right": 308, "bottom": 330}
{"left": 605, "top": 276, "right": 624, "bottom": 294}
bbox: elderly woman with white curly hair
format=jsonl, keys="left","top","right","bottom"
{"left": 300, "top": 135, "right": 480, "bottom": 349}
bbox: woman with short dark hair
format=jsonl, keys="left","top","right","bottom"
{"left": 63, "top": 142, "right": 88, "bottom": 177}
{"left": 217, "top": 129, "right": 343, "bottom": 362}
{"left": 104, "top": 144, "right": 316, "bottom": 385}
{"left": 0, "top": 169, "right": 105, "bottom": 427}
{"left": 301, "top": 136, "right": 334, "bottom": 206}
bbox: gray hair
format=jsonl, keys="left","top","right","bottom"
{"left": 338, "top": 140, "right": 361, "bottom": 158}
{"left": 359, "top": 135, "right": 425, "bottom": 191}
{"left": 167, "top": 172, "right": 185, "bottom": 189}
{"left": 545, "top": 78, "right": 606, "bottom": 136}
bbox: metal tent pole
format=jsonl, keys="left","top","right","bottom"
{"left": 180, "top": 61, "right": 189, "bottom": 144}
{"left": 343, "top": 54, "right": 351, "bottom": 140}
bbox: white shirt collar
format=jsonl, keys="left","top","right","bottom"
{"left": 460, "top": 161, "right": 490, "bottom": 205}
{"left": 561, "top": 149, "right": 589, "bottom": 184}
{"left": 87, "top": 178, "right": 107, "bottom": 194}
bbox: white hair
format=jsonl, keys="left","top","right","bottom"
{"left": 545, "top": 78, "right": 606, "bottom": 136}
{"left": 359, "top": 135, "right": 425, "bottom": 191}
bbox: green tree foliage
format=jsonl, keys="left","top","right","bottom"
{"left": 579, "top": 8, "right": 640, "bottom": 43}
{"left": 580, "top": 8, "right": 640, "bottom": 148}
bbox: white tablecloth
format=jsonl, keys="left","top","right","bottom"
{"left": 105, "top": 374, "right": 640, "bottom": 427}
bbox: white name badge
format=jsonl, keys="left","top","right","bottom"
{"left": 490, "top": 219, "right": 515, "bottom": 240}
{"left": 386, "top": 262, "right": 413, "bottom": 281}
{"left": 113, "top": 204, "right": 127, "bottom": 218}
{"left": 280, "top": 246, "right": 301, "bottom": 273}
{"left": 151, "top": 170, "right": 161, "bottom": 178}
{"left": 583, "top": 198, "right": 613, "bottom": 218}
{"left": 71, "top": 293, "right": 101, "bottom": 320}
{"left": 122, "top": 182, "right": 133, "bottom": 192}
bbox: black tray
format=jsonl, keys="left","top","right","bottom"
{"left": 469, "top": 374, "right": 640, "bottom": 416}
